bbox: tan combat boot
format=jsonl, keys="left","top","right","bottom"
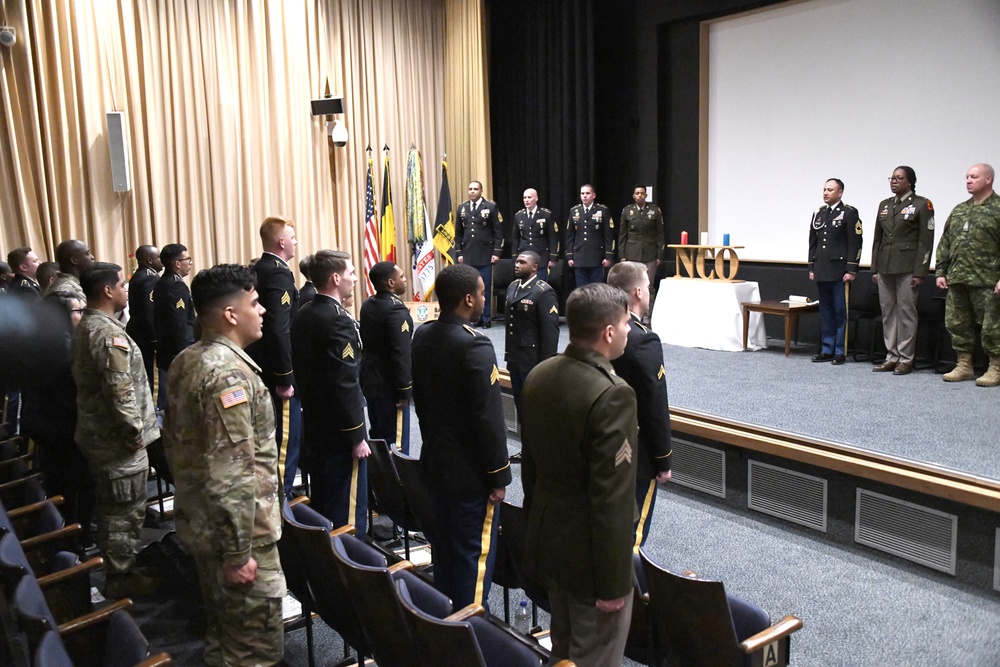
{"left": 943, "top": 353, "right": 975, "bottom": 382}
{"left": 975, "top": 357, "right": 1000, "bottom": 387}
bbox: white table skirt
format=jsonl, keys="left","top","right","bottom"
{"left": 650, "top": 279, "right": 766, "bottom": 351}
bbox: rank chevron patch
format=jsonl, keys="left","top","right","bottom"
{"left": 549, "top": 305, "right": 558, "bottom": 314}
{"left": 657, "top": 364, "right": 665, "bottom": 380}
{"left": 342, "top": 343, "right": 355, "bottom": 359}
{"left": 615, "top": 439, "right": 633, "bottom": 467}
{"left": 175, "top": 298, "right": 185, "bottom": 309}
{"left": 490, "top": 365, "right": 500, "bottom": 385}
{"left": 401, "top": 321, "right": 410, "bottom": 333}
{"left": 281, "top": 291, "right": 291, "bottom": 305}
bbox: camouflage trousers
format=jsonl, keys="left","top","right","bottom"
{"left": 93, "top": 468, "right": 147, "bottom": 574}
{"left": 945, "top": 283, "right": 1000, "bottom": 356}
{"left": 194, "top": 541, "right": 286, "bottom": 667}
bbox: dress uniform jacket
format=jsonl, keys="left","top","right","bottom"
{"left": 456, "top": 199, "right": 504, "bottom": 266}
{"left": 618, "top": 204, "right": 665, "bottom": 263}
{"left": 566, "top": 204, "right": 615, "bottom": 268}
{"left": 808, "top": 202, "right": 863, "bottom": 281}
{"left": 153, "top": 273, "right": 195, "bottom": 370}
{"left": 291, "top": 295, "right": 366, "bottom": 448}
{"left": 512, "top": 207, "right": 559, "bottom": 263}
{"left": 504, "top": 277, "right": 559, "bottom": 372}
{"left": 412, "top": 312, "right": 511, "bottom": 499}
{"left": 8, "top": 274, "right": 40, "bottom": 299}
{"left": 610, "top": 314, "right": 671, "bottom": 482}
{"left": 871, "top": 193, "right": 935, "bottom": 278}
{"left": 247, "top": 253, "right": 299, "bottom": 390}
{"left": 521, "top": 344, "right": 638, "bottom": 600}
{"left": 359, "top": 292, "right": 414, "bottom": 402}
{"left": 126, "top": 267, "right": 159, "bottom": 367}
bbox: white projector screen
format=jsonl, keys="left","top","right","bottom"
{"left": 707, "top": 0, "right": 1000, "bottom": 264}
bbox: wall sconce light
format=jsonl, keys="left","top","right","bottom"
{"left": 327, "top": 119, "right": 348, "bottom": 147}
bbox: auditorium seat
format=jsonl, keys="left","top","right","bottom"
{"left": 639, "top": 549, "right": 802, "bottom": 667}
{"left": 0, "top": 475, "right": 49, "bottom": 511}
{"left": 281, "top": 499, "right": 370, "bottom": 662}
{"left": 493, "top": 501, "right": 549, "bottom": 624}
{"left": 276, "top": 498, "right": 318, "bottom": 667}
{"left": 492, "top": 258, "right": 517, "bottom": 319}
{"left": 331, "top": 532, "right": 452, "bottom": 667}
{"left": 395, "top": 578, "right": 565, "bottom": 667}
{"left": 388, "top": 447, "right": 437, "bottom": 545}
{"left": 367, "top": 439, "right": 418, "bottom": 558}
{"left": 34, "top": 616, "right": 173, "bottom": 667}
{"left": 847, "top": 270, "right": 883, "bottom": 362}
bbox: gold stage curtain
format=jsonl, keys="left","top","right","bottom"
{"left": 0, "top": 0, "right": 491, "bottom": 299}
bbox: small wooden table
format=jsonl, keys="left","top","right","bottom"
{"left": 741, "top": 300, "right": 819, "bottom": 356}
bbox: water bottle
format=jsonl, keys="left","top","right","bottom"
{"left": 513, "top": 600, "right": 531, "bottom": 634}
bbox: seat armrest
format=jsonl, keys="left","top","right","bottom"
{"left": 19, "top": 523, "right": 81, "bottom": 551}
{"left": 388, "top": 561, "right": 414, "bottom": 574}
{"left": 57, "top": 598, "right": 133, "bottom": 635}
{"left": 289, "top": 496, "right": 309, "bottom": 507}
{"left": 739, "top": 615, "right": 803, "bottom": 654}
{"left": 0, "top": 472, "right": 44, "bottom": 493}
{"left": 37, "top": 557, "right": 104, "bottom": 588}
{"left": 329, "top": 524, "right": 356, "bottom": 537}
{"left": 7, "top": 497, "right": 64, "bottom": 519}
{"left": 445, "top": 603, "right": 485, "bottom": 622}
{"left": 136, "top": 653, "right": 174, "bottom": 667}
{"left": 551, "top": 661, "right": 577, "bottom": 667}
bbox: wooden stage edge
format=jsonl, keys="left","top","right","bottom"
{"left": 496, "top": 369, "right": 1000, "bottom": 513}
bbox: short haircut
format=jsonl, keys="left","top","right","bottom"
{"left": 566, "top": 283, "right": 628, "bottom": 343}
{"left": 369, "top": 261, "right": 398, "bottom": 292}
{"left": 7, "top": 247, "right": 31, "bottom": 270}
{"left": 826, "top": 178, "right": 845, "bottom": 191}
{"left": 311, "top": 249, "right": 351, "bottom": 288}
{"left": 0, "top": 261, "right": 10, "bottom": 277}
{"left": 632, "top": 184, "right": 647, "bottom": 193}
{"left": 135, "top": 245, "right": 157, "bottom": 264}
{"left": 55, "top": 239, "right": 86, "bottom": 271}
{"left": 607, "top": 261, "right": 648, "bottom": 293}
{"left": 469, "top": 180, "right": 483, "bottom": 190}
{"left": 81, "top": 262, "right": 122, "bottom": 300}
{"left": 160, "top": 243, "right": 188, "bottom": 270}
{"left": 45, "top": 290, "right": 82, "bottom": 315}
{"left": 580, "top": 183, "right": 595, "bottom": 192}
{"left": 298, "top": 254, "right": 314, "bottom": 282}
{"left": 191, "top": 264, "right": 257, "bottom": 314}
{"left": 37, "top": 262, "right": 59, "bottom": 286}
{"left": 259, "top": 215, "right": 294, "bottom": 247}
{"left": 435, "top": 264, "right": 481, "bottom": 312}
{"left": 895, "top": 165, "right": 917, "bottom": 190}
{"left": 514, "top": 250, "right": 542, "bottom": 266}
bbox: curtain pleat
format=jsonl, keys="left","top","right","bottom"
{"left": 1, "top": 0, "right": 489, "bottom": 302}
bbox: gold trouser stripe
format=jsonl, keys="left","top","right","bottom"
{"left": 633, "top": 479, "right": 657, "bottom": 553}
{"left": 394, "top": 406, "right": 404, "bottom": 450}
{"left": 348, "top": 457, "right": 360, "bottom": 523}
{"left": 844, "top": 281, "right": 851, "bottom": 355}
{"left": 276, "top": 399, "right": 291, "bottom": 485}
{"left": 474, "top": 503, "right": 496, "bottom": 605}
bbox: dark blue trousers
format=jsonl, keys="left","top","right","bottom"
{"left": 310, "top": 444, "right": 368, "bottom": 534}
{"left": 272, "top": 394, "right": 302, "bottom": 499}
{"left": 817, "top": 280, "right": 848, "bottom": 356}
{"left": 475, "top": 264, "right": 493, "bottom": 324}
{"left": 429, "top": 492, "right": 499, "bottom": 609}
{"left": 574, "top": 265, "right": 603, "bottom": 289}
{"left": 367, "top": 395, "right": 411, "bottom": 455}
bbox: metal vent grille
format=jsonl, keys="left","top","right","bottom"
{"left": 501, "top": 393, "right": 518, "bottom": 434}
{"left": 855, "top": 488, "right": 957, "bottom": 575}
{"left": 670, "top": 439, "right": 725, "bottom": 498}
{"left": 994, "top": 529, "right": 1000, "bottom": 593}
{"left": 748, "top": 460, "right": 827, "bottom": 532}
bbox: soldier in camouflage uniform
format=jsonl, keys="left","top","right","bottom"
{"left": 72, "top": 263, "right": 161, "bottom": 598}
{"left": 51, "top": 239, "right": 93, "bottom": 304}
{"left": 164, "top": 264, "right": 285, "bottom": 667}
{"left": 935, "top": 164, "right": 1000, "bottom": 386}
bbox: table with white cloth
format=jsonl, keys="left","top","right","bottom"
{"left": 650, "top": 279, "right": 766, "bottom": 351}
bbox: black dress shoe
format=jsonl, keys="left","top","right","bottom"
{"left": 482, "top": 321, "right": 492, "bottom": 329}
{"left": 811, "top": 353, "right": 834, "bottom": 362}
{"left": 509, "top": 451, "right": 523, "bottom": 463}
{"left": 831, "top": 355, "right": 846, "bottom": 365}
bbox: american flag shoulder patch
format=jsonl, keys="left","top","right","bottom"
{"left": 220, "top": 387, "right": 248, "bottom": 409}
{"left": 112, "top": 336, "right": 129, "bottom": 350}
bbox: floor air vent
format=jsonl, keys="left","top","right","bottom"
{"left": 748, "top": 460, "right": 827, "bottom": 532}
{"left": 501, "top": 393, "right": 518, "bottom": 434}
{"left": 670, "top": 439, "right": 725, "bottom": 498}
{"left": 855, "top": 488, "right": 957, "bottom": 575}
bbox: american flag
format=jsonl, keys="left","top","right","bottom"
{"left": 363, "top": 152, "right": 380, "bottom": 297}
{"left": 220, "top": 388, "right": 247, "bottom": 409}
